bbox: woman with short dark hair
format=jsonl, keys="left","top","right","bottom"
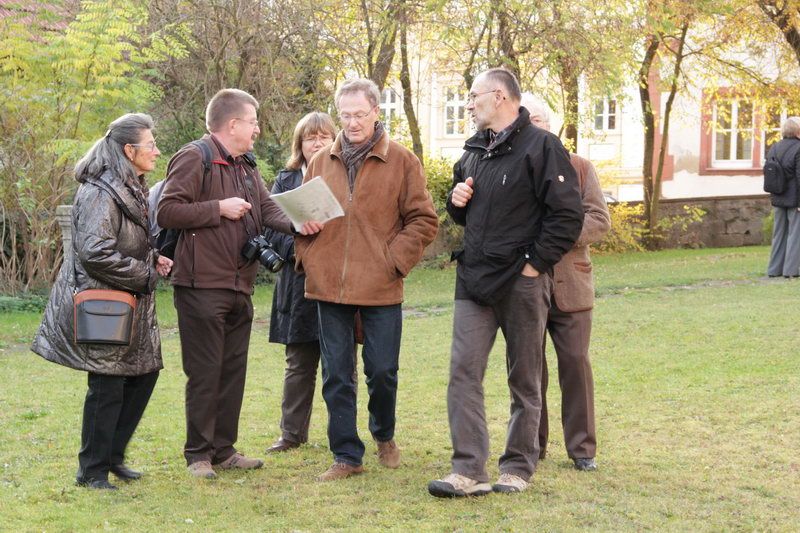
{"left": 32, "top": 113, "right": 173, "bottom": 490}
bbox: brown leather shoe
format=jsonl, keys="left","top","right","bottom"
{"left": 214, "top": 453, "right": 263, "bottom": 470}
{"left": 317, "top": 462, "right": 364, "bottom": 482}
{"left": 266, "top": 437, "right": 301, "bottom": 454}
{"left": 376, "top": 439, "right": 401, "bottom": 468}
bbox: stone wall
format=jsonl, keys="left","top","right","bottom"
{"left": 422, "top": 193, "right": 774, "bottom": 258}
{"left": 653, "top": 194, "right": 772, "bottom": 248}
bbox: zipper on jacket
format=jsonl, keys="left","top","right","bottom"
{"left": 338, "top": 161, "right": 367, "bottom": 302}
{"left": 190, "top": 233, "right": 196, "bottom": 288}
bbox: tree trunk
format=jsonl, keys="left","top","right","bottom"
{"left": 638, "top": 35, "right": 660, "bottom": 247}
{"left": 558, "top": 56, "right": 579, "bottom": 152}
{"left": 493, "top": 4, "right": 520, "bottom": 79}
{"left": 652, "top": 23, "right": 689, "bottom": 237}
{"left": 366, "top": 0, "right": 400, "bottom": 90}
{"left": 399, "top": 8, "right": 423, "bottom": 163}
{"left": 759, "top": 1, "right": 800, "bottom": 66}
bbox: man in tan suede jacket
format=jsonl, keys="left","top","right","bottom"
{"left": 295, "top": 78, "right": 438, "bottom": 482}
{"left": 521, "top": 94, "right": 611, "bottom": 472}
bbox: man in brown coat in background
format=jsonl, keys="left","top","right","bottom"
{"left": 521, "top": 93, "right": 611, "bottom": 471}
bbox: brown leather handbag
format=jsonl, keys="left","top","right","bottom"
{"left": 73, "top": 289, "right": 136, "bottom": 345}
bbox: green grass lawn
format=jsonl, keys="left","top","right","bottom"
{"left": 1, "top": 245, "right": 798, "bottom": 531}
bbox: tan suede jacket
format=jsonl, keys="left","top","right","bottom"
{"left": 295, "top": 131, "right": 438, "bottom": 305}
{"left": 551, "top": 154, "right": 611, "bottom": 312}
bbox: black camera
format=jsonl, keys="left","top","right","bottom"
{"left": 242, "top": 235, "right": 285, "bottom": 273}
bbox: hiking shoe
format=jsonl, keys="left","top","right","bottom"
{"left": 492, "top": 472, "right": 528, "bottom": 493}
{"left": 187, "top": 461, "right": 217, "bottom": 479}
{"left": 428, "top": 473, "right": 492, "bottom": 498}
{"left": 215, "top": 453, "right": 263, "bottom": 470}
{"left": 317, "top": 462, "right": 364, "bottom": 482}
{"left": 573, "top": 457, "right": 597, "bottom": 471}
{"left": 376, "top": 439, "right": 401, "bottom": 468}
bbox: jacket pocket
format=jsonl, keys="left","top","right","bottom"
{"left": 573, "top": 261, "right": 592, "bottom": 273}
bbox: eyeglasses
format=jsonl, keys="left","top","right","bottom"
{"left": 338, "top": 110, "right": 374, "bottom": 123}
{"left": 129, "top": 141, "right": 157, "bottom": 152}
{"left": 466, "top": 89, "right": 499, "bottom": 103}
{"left": 302, "top": 134, "right": 333, "bottom": 143}
{"left": 235, "top": 117, "right": 259, "bottom": 127}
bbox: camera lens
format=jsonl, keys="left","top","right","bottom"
{"left": 258, "top": 248, "right": 284, "bottom": 273}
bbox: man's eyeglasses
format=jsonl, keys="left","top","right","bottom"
{"left": 466, "top": 89, "right": 499, "bottom": 103}
{"left": 129, "top": 141, "right": 157, "bottom": 152}
{"left": 339, "top": 110, "right": 373, "bottom": 123}
{"left": 235, "top": 117, "right": 259, "bottom": 127}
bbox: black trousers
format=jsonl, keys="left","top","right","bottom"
{"left": 77, "top": 371, "right": 159, "bottom": 481}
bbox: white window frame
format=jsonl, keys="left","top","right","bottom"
{"left": 379, "top": 88, "right": 401, "bottom": 134}
{"left": 443, "top": 87, "right": 468, "bottom": 137}
{"left": 761, "top": 106, "right": 787, "bottom": 162}
{"left": 593, "top": 97, "right": 618, "bottom": 131}
{"left": 711, "top": 99, "right": 754, "bottom": 169}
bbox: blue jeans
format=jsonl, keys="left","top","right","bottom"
{"left": 317, "top": 302, "right": 402, "bottom": 466}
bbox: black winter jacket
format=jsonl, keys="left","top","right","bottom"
{"left": 265, "top": 169, "right": 319, "bottom": 345}
{"left": 766, "top": 137, "right": 800, "bottom": 208}
{"left": 447, "top": 108, "right": 584, "bottom": 305}
{"left": 32, "top": 170, "right": 163, "bottom": 376}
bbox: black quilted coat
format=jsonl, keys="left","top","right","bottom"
{"left": 31, "top": 170, "right": 163, "bottom": 376}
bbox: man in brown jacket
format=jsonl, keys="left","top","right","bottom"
{"left": 158, "top": 89, "right": 321, "bottom": 479}
{"left": 521, "top": 94, "right": 611, "bottom": 471}
{"left": 295, "top": 79, "right": 438, "bottom": 481}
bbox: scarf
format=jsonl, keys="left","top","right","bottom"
{"left": 340, "top": 121, "right": 385, "bottom": 194}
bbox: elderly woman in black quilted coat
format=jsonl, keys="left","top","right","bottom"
{"left": 32, "top": 113, "right": 172, "bottom": 490}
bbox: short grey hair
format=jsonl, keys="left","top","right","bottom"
{"left": 335, "top": 78, "right": 380, "bottom": 109}
{"left": 75, "top": 113, "right": 154, "bottom": 184}
{"left": 520, "top": 93, "right": 552, "bottom": 128}
{"left": 782, "top": 116, "right": 800, "bottom": 138}
{"left": 206, "top": 88, "right": 259, "bottom": 132}
{"left": 481, "top": 68, "right": 521, "bottom": 102}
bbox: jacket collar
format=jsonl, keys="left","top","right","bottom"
{"left": 87, "top": 170, "right": 149, "bottom": 231}
{"left": 329, "top": 129, "right": 390, "bottom": 163}
{"left": 464, "top": 107, "right": 532, "bottom": 153}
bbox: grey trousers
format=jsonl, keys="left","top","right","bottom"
{"left": 447, "top": 274, "right": 551, "bottom": 482}
{"left": 539, "top": 306, "right": 596, "bottom": 460}
{"left": 767, "top": 206, "right": 800, "bottom": 277}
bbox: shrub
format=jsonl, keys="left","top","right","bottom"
{"left": 593, "top": 202, "right": 647, "bottom": 254}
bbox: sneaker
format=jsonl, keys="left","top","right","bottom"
{"left": 187, "top": 461, "right": 217, "bottom": 479}
{"left": 317, "top": 462, "right": 364, "bottom": 482}
{"left": 492, "top": 472, "right": 528, "bottom": 493}
{"left": 573, "top": 457, "right": 597, "bottom": 471}
{"left": 376, "top": 439, "right": 401, "bottom": 468}
{"left": 215, "top": 452, "right": 263, "bottom": 470}
{"left": 428, "top": 473, "right": 492, "bottom": 498}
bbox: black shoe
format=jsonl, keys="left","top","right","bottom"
{"left": 110, "top": 464, "right": 142, "bottom": 481}
{"left": 76, "top": 477, "right": 118, "bottom": 490}
{"left": 265, "top": 437, "right": 301, "bottom": 454}
{"left": 573, "top": 458, "right": 597, "bottom": 471}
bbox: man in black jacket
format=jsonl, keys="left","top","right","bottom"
{"left": 428, "top": 68, "right": 584, "bottom": 498}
